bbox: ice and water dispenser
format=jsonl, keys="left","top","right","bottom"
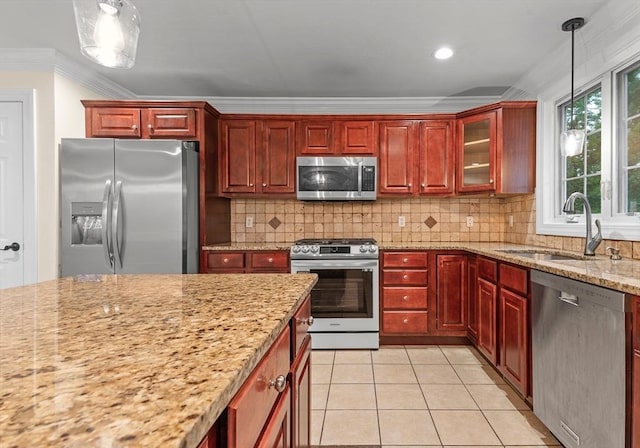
{"left": 70, "top": 202, "right": 103, "bottom": 245}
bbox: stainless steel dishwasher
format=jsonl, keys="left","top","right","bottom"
{"left": 531, "top": 270, "right": 627, "bottom": 448}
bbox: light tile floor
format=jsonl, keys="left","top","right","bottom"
{"left": 311, "top": 345, "right": 560, "bottom": 448}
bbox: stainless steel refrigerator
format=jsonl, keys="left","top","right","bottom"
{"left": 60, "top": 138, "right": 199, "bottom": 276}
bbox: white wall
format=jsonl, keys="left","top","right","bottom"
{"left": 0, "top": 72, "right": 106, "bottom": 281}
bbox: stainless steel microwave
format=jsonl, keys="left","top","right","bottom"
{"left": 296, "top": 156, "right": 377, "bottom": 201}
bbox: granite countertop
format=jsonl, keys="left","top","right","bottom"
{"left": 203, "top": 242, "right": 640, "bottom": 296}
{"left": 0, "top": 273, "right": 317, "bottom": 448}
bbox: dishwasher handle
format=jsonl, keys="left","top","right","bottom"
{"left": 559, "top": 292, "right": 580, "bottom": 306}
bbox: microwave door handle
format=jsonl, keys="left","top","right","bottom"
{"left": 357, "top": 161, "right": 363, "bottom": 196}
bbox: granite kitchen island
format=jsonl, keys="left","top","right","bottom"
{"left": 0, "top": 273, "right": 317, "bottom": 447}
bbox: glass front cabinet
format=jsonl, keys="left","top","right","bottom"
{"left": 457, "top": 111, "right": 497, "bottom": 193}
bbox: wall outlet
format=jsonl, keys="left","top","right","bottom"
{"left": 508, "top": 215, "right": 514, "bottom": 227}
{"left": 245, "top": 216, "right": 254, "bottom": 228}
{"left": 466, "top": 216, "right": 474, "bottom": 228}
{"left": 398, "top": 216, "right": 406, "bottom": 227}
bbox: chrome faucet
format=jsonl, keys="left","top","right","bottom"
{"left": 562, "top": 192, "right": 602, "bottom": 256}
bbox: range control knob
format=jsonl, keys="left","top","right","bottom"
{"left": 301, "top": 246, "right": 310, "bottom": 253}
{"left": 310, "top": 245, "right": 319, "bottom": 253}
{"left": 360, "top": 245, "right": 368, "bottom": 253}
{"left": 368, "top": 246, "right": 377, "bottom": 253}
{"left": 291, "top": 246, "right": 300, "bottom": 253}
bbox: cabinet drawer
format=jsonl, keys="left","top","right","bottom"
{"left": 292, "top": 296, "right": 312, "bottom": 359}
{"left": 228, "top": 326, "right": 291, "bottom": 448}
{"left": 499, "top": 263, "right": 528, "bottom": 296}
{"left": 382, "top": 270, "right": 428, "bottom": 286}
{"left": 383, "top": 252, "right": 428, "bottom": 268}
{"left": 250, "top": 251, "right": 289, "bottom": 270}
{"left": 382, "top": 311, "right": 428, "bottom": 334}
{"left": 382, "top": 287, "right": 428, "bottom": 309}
{"left": 478, "top": 257, "right": 497, "bottom": 282}
{"left": 206, "top": 252, "right": 245, "bottom": 270}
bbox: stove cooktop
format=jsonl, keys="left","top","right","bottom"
{"left": 293, "top": 238, "right": 376, "bottom": 246}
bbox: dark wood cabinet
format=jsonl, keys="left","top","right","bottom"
{"left": 381, "top": 251, "right": 429, "bottom": 336}
{"left": 144, "top": 108, "right": 197, "bottom": 138}
{"left": 418, "top": 120, "right": 455, "bottom": 195}
{"left": 298, "top": 120, "right": 334, "bottom": 154}
{"left": 87, "top": 107, "right": 142, "bottom": 138}
{"left": 204, "top": 250, "right": 289, "bottom": 273}
{"left": 467, "top": 255, "right": 479, "bottom": 341}
{"left": 338, "top": 120, "right": 377, "bottom": 155}
{"left": 477, "top": 276, "right": 498, "bottom": 365}
{"left": 291, "top": 336, "right": 311, "bottom": 448}
{"left": 378, "top": 121, "right": 417, "bottom": 195}
{"left": 435, "top": 254, "right": 467, "bottom": 333}
{"left": 262, "top": 120, "right": 296, "bottom": 194}
{"left": 456, "top": 102, "right": 536, "bottom": 195}
{"left": 499, "top": 288, "right": 528, "bottom": 395}
{"left": 220, "top": 119, "right": 295, "bottom": 195}
{"left": 220, "top": 120, "right": 257, "bottom": 193}
{"left": 86, "top": 106, "right": 198, "bottom": 139}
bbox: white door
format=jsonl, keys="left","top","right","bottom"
{"left": 0, "top": 101, "right": 25, "bottom": 289}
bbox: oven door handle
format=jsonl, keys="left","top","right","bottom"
{"left": 291, "top": 260, "right": 379, "bottom": 270}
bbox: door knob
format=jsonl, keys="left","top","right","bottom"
{"left": 1, "top": 242, "right": 20, "bottom": 251}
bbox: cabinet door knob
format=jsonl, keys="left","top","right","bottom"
{"left": 268, "top": 374, "right": 287, "bottom": 393}
{"left": 403, "top": 274, "right": 408, "bottom": 280}
{"left": 297, "top": 316, "right": 314, "bottom": 326}
{"left": 147, "top": 124, "right": 154, "bottom": 133}
{"left": 407, "top": 183, "right": 412, "bottom": 187}
{"left": 131, "top": 124, "right": 138, "bottom": 130}
{"left": 249, "top": 183, "right": 254, "bottom": 187}
{"left": 402, "top": 295, "right": 408, "bottom": 301}
{"left": 223, "top": 258, "right": 229, "bottom": 263}
{"left": 402, "top": 258, "right": 408, "bottom": 263}
{"left": 268, "top": 257, "right": 273, "bottom": 263}
{"left": 421, "top": 183, "right": 426, "bottom": 188}
{"left": 262, "top": 183, "right": 267, "bottom": 187}
{"left": 403, "top": 318, "right": 409, "bottom": 324}
{"left": 489, "top": 179, "right": 494, "bottom": 184}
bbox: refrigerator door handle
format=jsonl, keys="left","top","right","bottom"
{"left": 112, "top": 180, "right": 123, "bottom": 269}
{"left": 101, "top": 179, "right": 114, "bottom": 268}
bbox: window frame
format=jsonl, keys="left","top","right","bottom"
{"left": 537, "top": 56, "right": 640, "bottom": 241}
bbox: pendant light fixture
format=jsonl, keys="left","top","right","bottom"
{"left": 560, "top": 17, "right": 586, "bottom": 157}
{"left": 72, "top": 0, "right": 141, "bottom": 69}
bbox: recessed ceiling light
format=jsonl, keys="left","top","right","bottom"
{"left": 434, "top": 47, "right": 454, "bottom": 60}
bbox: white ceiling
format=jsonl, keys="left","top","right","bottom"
{"left": 0, "top": 0, "right": 611, "bottom": 100}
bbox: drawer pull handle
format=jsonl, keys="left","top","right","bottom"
{"left": 131, "top": 124, "right": 138, "bottom": 130}
{"left": 269, "top": 374, "right": 287, "bottom": 393}
{"left": 223, "top": 258, "right": 229, "bottom": 263}
{"left": 296, "top": 316, "right": 314, "bottom": 326}
{"left": 268, "top": 257, "right": 273, "bottom": 263}
{"left": 403, "top": 318, "right": 409, "bottom": 324}
{"left": 403, "top": 258, "right": 408, "bottom": 263}
{"left": 402, "top": 295, "right": 408, "bottom": 301}
{"left": 403, "top": 274, "right": 408, "bottom": 280}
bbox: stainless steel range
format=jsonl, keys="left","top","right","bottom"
{"left": 290, "top": 238, "right": 379, "bottom": 349}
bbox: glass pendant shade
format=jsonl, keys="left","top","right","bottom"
{"left": 72, "top": 0, "right": 141, "bottom": 69}
{"left": 560, "top": 128, "right": 586, "bottom": 157}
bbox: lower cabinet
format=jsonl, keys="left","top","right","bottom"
{"left": 467, "top": 256, "right": 479, "bottom": 342}
{"left": 477, "top": 276, "right": 498, "bottom": 364}
{"left": 435, "top": 253, "right": 467, "bottom": 333}
{"left": 203, "top": 250, "right": 290, "bottom": 273}
{"left": 499, "top": 288, "right": 528, "bottom": 394}
{"left": 201, "top": 295, "right": 311, "bottom": 448}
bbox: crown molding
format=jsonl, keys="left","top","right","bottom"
{"left": 0, "top": 48, "right": 135, "bottom": 99}
{"left": 137, "top": 95, "right": 503, "bottom": 114}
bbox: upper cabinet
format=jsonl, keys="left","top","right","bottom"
{"left": 86, "top": 105, "right": 197, "bottom": 139}
{"left": 220, "top": 119, "right": 296, "bottom": 196}
{"left": 456, "top": 102, "right": 536, "bottom": 195}
{"left": 378, "top": 119, "right": 455, "bottom": 196}
{"left": 298, "top": 120, "right": 377, "bottom": 155}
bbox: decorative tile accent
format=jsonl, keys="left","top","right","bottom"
{"left": 424, "top": 216, "right": 438, "bottom": 228}
{"left": 268, "top": 217, "right": 281, "bottom": 229}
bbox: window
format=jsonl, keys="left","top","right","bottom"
{"left": 560, "top": 86, "right": 602, "bottom": 214}
{"left": 618, "top": 62, "right": 640, "bottom": 214}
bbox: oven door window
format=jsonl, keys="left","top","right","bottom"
{"left": 308, "top": 268, "right": 373, "bottom": 318}
{"left": 298, "top": 166, "right": 359, "bottom": 192}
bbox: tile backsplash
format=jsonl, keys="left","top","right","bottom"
{"left": 231, "top": 195, "right": 640, "bottom": 260}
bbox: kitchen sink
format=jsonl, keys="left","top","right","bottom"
{"left": 495, "top": 249, "right": 589, "bottom": 261}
